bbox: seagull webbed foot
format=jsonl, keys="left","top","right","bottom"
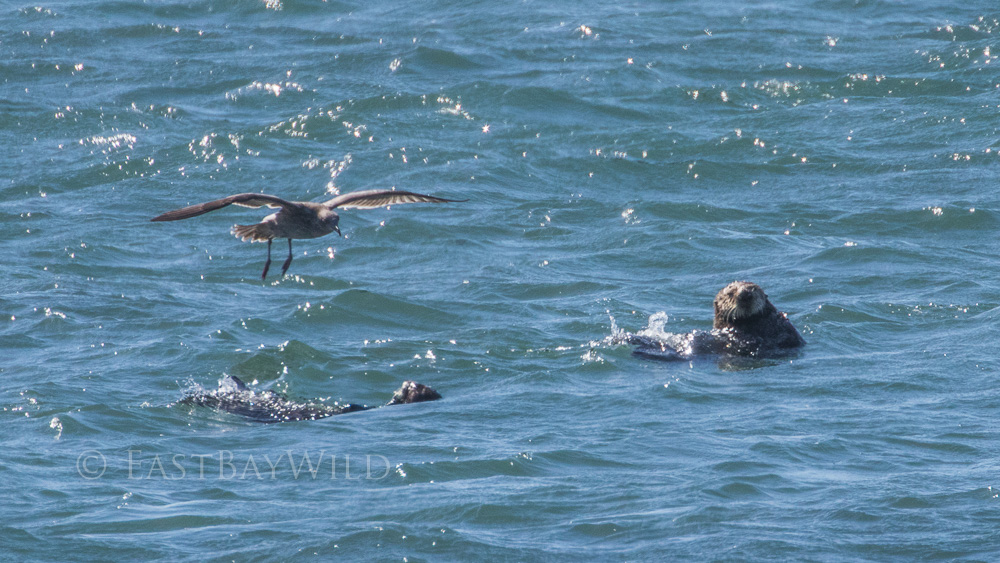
{"left": 280, "top": 239, "right": 293, "bottom": 277}
{"left": 261, "top": 239, "right": 273, "bottom": 280}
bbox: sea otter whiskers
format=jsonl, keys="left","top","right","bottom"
{"left": 629, "top": 281, "right": 804, "bottom": 360}
{"left": 714, "top": 280, "right": 767, "bottom": 325}
{"left": 179, "top": 375, "right": 441, "bottom": 423}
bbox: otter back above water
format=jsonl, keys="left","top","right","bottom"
{"left": 179, "top": 376, "right": 441, "bottom": 423}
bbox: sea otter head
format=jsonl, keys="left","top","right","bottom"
{"left": 713, "top": 281, "right": 769, "bottom": 329}
{"left": 387, "top": 381, "right": 442, "bottom": 405}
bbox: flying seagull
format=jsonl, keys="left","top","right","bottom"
{"left": 151, "top": 189, "right": 465, "bottom": 279}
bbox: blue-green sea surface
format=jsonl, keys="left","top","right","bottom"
{"left": 4, "top": 0, "right": 1000, "bottom": 560}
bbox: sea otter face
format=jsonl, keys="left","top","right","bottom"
{"left": 713, "top": 281, "right": 767, "bottom": 327}
{"left": 388, "top": 381, "right": 442, "bottom": 405}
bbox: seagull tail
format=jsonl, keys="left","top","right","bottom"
{"left": 231, "top": 223, "right": 274, "bottom": 242}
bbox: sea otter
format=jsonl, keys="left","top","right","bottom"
{"left": 629, "top": 281, "right": 804, "bottom": 360}
{"left": 179, "top": 375, "right": 442, "bottom": 423}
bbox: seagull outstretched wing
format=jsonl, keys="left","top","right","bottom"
{"left": 323, "top": 189, "right": 465, "bottom": 210}
{"left": 151, "top": 193, "right": 298, "bottom": 222}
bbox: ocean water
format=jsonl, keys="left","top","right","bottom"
{"left": 5, "top": 0, "right": 1000, "bottom": 559}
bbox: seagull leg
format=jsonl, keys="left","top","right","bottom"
{"left": 261, "top": 239, "right": 273, "bottom": 280}
{"left": 281, "top": 238, "right": 294, "bottom": 277}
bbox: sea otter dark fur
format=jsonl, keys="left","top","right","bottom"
{"left": 712, "top": 281, "right": 805, "bottom": 349}
{"left": 180, "top": 375, "right": 441, "bottom": 423}
{"left": 630, "top": 281, "right": 804, "bottom": 360}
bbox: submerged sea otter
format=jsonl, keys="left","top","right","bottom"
{"left": 630, "top": 281, "right": 805, "bottom": 360}
{"left": 179, "top": 375, "right": 442, "bottom": 423}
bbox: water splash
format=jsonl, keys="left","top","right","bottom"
{"left": 49, "top": 416, "right": 62, "bottom": 440}
{"left": 636, "top": 311, "right": 670, "bottom": 340}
